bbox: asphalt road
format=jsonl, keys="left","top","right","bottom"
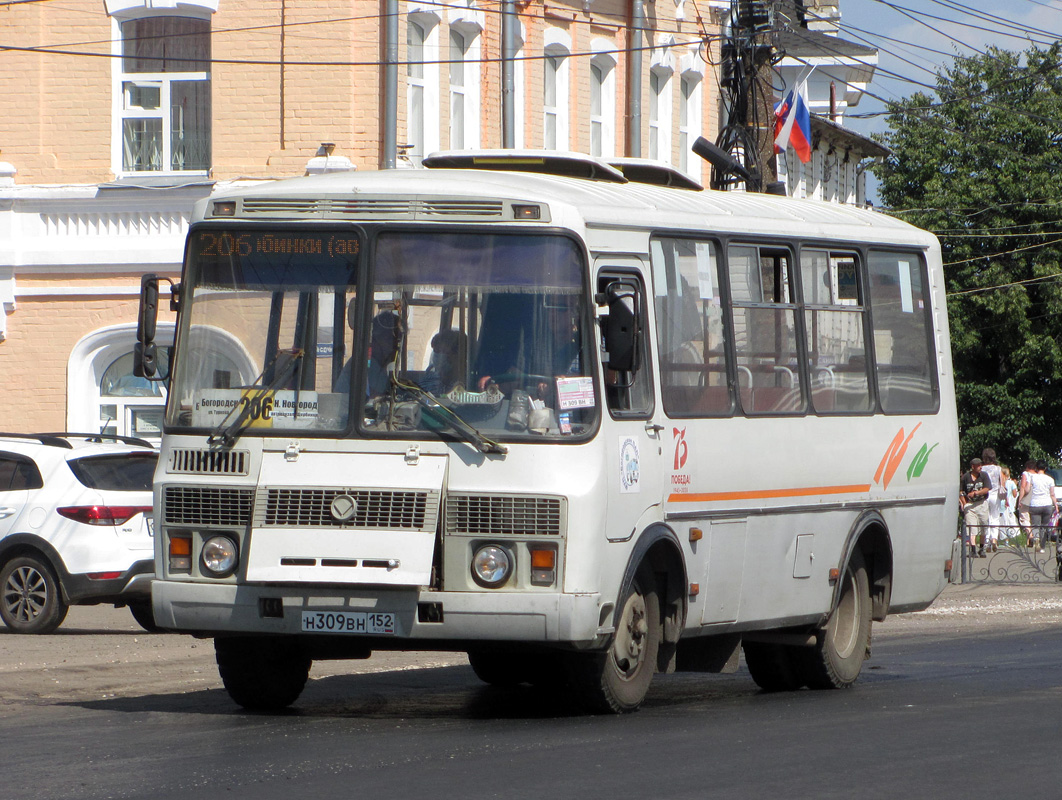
{"left": 3, "top": 583, "right": 1062, "bottom": 800}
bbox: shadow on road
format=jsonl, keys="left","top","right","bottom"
{"left": 55, "top": 662, "right": 905, "bottom": 721}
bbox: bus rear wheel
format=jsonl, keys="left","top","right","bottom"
{"left": 215, "top": 637, "right": 311, "bottom": 711}
{"left": 797, "top": 549, "right": 872, "bottom": 689}
{"left": 568, "top": 571, "right": 661, "bottom": 713}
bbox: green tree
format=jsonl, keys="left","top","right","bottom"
{"left": 875, "top": 43, "right": 1062, "bottom": 470}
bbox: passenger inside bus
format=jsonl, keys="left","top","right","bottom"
{"left": 418, "top": 329, "right": 467, "bottom": 395}
{"left": 474, "top": 293, "right": 583, "bottom": 401}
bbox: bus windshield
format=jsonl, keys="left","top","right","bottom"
{"left": 167, "top": 227, "right": 597, "bottom": 442}
{"left": 168, "top": 228, "right": 362, "bottom": 435}
{"left": 361, "top": 231, "right": 596, "bottom": 442}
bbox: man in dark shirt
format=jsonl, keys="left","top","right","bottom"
{"left": 961, "top": 457, "right": 992, "bottom": 557}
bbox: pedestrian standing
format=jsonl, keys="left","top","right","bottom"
{"left": 961, "top": 457, "right": 992, "bottom": 558}
{"left": 1018, "top": 458, "right": 1036, "bottom": 547}
{"left": 981, "top": 449, "right": 1003, "bottom": 551}
{"left": 1000, "top": 467, "right": 1018, "bottom": 542}
{"left": 1026, "top": 460, "right": 1058, "bottom": 553}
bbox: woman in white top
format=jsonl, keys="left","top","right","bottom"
{"left": 1026, "top": 459, "right": 1058, "bottom": 552}
{"left": 980, "top": 449, "right": 1003, "bottom": 550}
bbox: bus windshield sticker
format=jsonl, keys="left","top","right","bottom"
{"left": 898, "top": 260, "right": 914, "bottom": 313}
{"left": 557, "top": 376, "right": 595, "bottom": 410}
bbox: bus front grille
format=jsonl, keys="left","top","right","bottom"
{"left": 261, "top": 488, "right": 435, "bottom": 531}
{"left": 163, "top": 487, "right": 254, "bottom": 526}
{"left": 445, "top": 495, "right": 565, "bottom": 537}
{"left": 169, "top": 448, "right": 249, "bottom": 476}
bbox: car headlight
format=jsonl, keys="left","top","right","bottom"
{"left": 471, "top": 544, "right": 513, "bottom": 588}
{"left": 201, "top": 535, "right": 238, "bottom": 578}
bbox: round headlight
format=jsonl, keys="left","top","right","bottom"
{"left": 471, "top": 544, "right": 513, "bottom": 588}
{"left": 201, "top": 535, "right": 238, "bottom": 578}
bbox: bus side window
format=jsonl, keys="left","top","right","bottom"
{"left": 650, "top": 237, "right": 731, "bottom": 417}
{"left": 728, "top": 244, "right": 806, "bottom": 415}
{"left": 800, "top": 249, "right": 873, "bottom": 414}
{"left": 867, "top": 251, "right": 938, "bottom": 413}
{"left": 598, "top": 272, "right": 652, "bottom": 416}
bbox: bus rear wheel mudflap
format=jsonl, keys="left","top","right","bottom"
{"left": 565, "top": 567, "right": 662, "bottom": 713}
{"left": 215, "top": 636, "right": 312, "bottom": 711}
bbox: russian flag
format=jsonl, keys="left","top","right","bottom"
{"left": 774, "top": 83, "right": 812, "bottom": 163}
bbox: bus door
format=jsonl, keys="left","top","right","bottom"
{"left": 596, "top": 263, "right": 665, "bottom": 542}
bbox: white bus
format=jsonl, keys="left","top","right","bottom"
{"left": 137, "top": 151, "right": 958, "bottom": 713}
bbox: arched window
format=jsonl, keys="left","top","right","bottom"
{"left": 589, "top": 45, "right": 617, "bottom": 158}
{"left": 448, "top": 9, "right": 482, "bottom": 151}
{"left": 543, "top": 30, "right": 571, "bottom": 150}
{"left": 650, "top": 38, "right": 675, "bottom": 164}
{"left": 98, "top": 349, "right": 171, "bottom": 440}
{"left": 679, "top": 71, "right": 703, "bottom": 176}
{"left": 406, "top": 11, "right": 441, "bottom": 165}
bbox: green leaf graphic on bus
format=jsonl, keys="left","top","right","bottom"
{"left": 906, "top": 442, "right": 938, "bottom": 481}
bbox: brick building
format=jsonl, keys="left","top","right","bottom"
{"left": 0, "top": 0, "right": 728, "bottom": 437}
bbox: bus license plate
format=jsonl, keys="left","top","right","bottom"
{"left": 300, "top": 610, "right": 396, "bottom": 635}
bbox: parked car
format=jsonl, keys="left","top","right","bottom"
{"left": 0, "top": 433, "right": 158, "bottom": 633}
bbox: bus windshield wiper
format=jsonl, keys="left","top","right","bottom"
{"left": 392, "top": 376, "right": 508, "bottom": 456}
{"left": 208, "top": 349, "right": 304, "bottom": 447}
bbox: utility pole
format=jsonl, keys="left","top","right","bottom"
{"left": 712, "top": 0, "right": 777, "bottom": 191}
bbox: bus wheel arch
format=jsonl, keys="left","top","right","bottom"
{"left": 620, "top": 524, "right": 688, "bottom": 674}
{"left": 844, "top": 513, "right": 893, "bottom": 623}
{"left": 571, "top": 525, "right": 687, "bottom": 713}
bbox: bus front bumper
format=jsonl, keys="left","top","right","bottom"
{"left": 152, "top": 580, "right": 605, "bottom": 645}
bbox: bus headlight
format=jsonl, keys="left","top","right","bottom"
{"left": 201, "top": 535, "right": 239, "bottom": 578}
{"left": 471, "top": 544, "right": 513, "bottom": 588}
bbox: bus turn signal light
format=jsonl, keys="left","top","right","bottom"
{"left": 529, "top": 547, "right": 556, "bottom": 586}
{"left": 169, "top": 535, "right": 192, "bottom": 573}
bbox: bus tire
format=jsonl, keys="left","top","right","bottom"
{"left": 569, "top": 570, "right": 660, "bottom": 713}
{"left": 467, "top": 650, "right": 529, "bottom": 686}
{"left": 798, "top": 548, "right": 872, "bottom": 690}
{"left": 215, "top": 637, "right": 311, "bottom": 711}
{"left": 742, "top": 641, "right": 806, "bottom": 692}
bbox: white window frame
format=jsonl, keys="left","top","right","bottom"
{"left": 589, "top": 43, "right": 617, "bottom": 158}
{"left": 407, "top": 10, "right": 441, "bottom": 165}
{"left": 543, "top": 29, "right": 571, "bottom": 151}
{"left": 650, "top": 38, "right": 675, "bottom": 164}
{"left": 678, "top": 47, "right": 704, "bottom": 177}
{"left": 448, "top": 11, "right": 483, "bottom": 151}
{"left": 109, "top": 7, "right": 213, "bottom": 178}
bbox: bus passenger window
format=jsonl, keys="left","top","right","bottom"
{"left": 728, "top": 245, "right": 805, "bottom": 415}
{"left": 650, "top": 237, "right": 731, "bottom": 417}
{"left": 800, "top": 249, "right": 872, "bottom": 414}
{"left": 867, "top": 251, "right": 938, "bottom": 413}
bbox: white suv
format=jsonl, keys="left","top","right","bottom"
{"left": 0, "top": 433, "right": 158, "bottom": 634}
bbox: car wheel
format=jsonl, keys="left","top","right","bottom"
{"left": 0, "top": 555, "right": 69, "bottom": 634}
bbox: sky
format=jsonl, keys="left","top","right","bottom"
{"left": 839, "top": 0, "right": 1062, "bottom": 138}
{"left": 831, "top": 0, "right": 1062, "bottom": 199}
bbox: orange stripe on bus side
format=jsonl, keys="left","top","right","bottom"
{"left": 668, "top": 484, "right": 873, "bottom": 503}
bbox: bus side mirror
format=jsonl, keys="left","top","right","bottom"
{"left": 135, "top": 275, "right": 160, "bottom": 378}
{"left": 600, "top": 281, "right": 640, "bottom": 374}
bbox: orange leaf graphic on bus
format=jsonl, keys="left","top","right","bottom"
{"left": 874, "top": 423, "right": 922, "bottom": 490}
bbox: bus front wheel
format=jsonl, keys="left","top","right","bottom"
{"left": 568, "top": 570, "right": 661, "bottom": 713}
{"left": 215, "top": 637, "right": 311, "bottom": 711}
{"left": 798, "top": 548, "right": 872, "bottom": 689}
